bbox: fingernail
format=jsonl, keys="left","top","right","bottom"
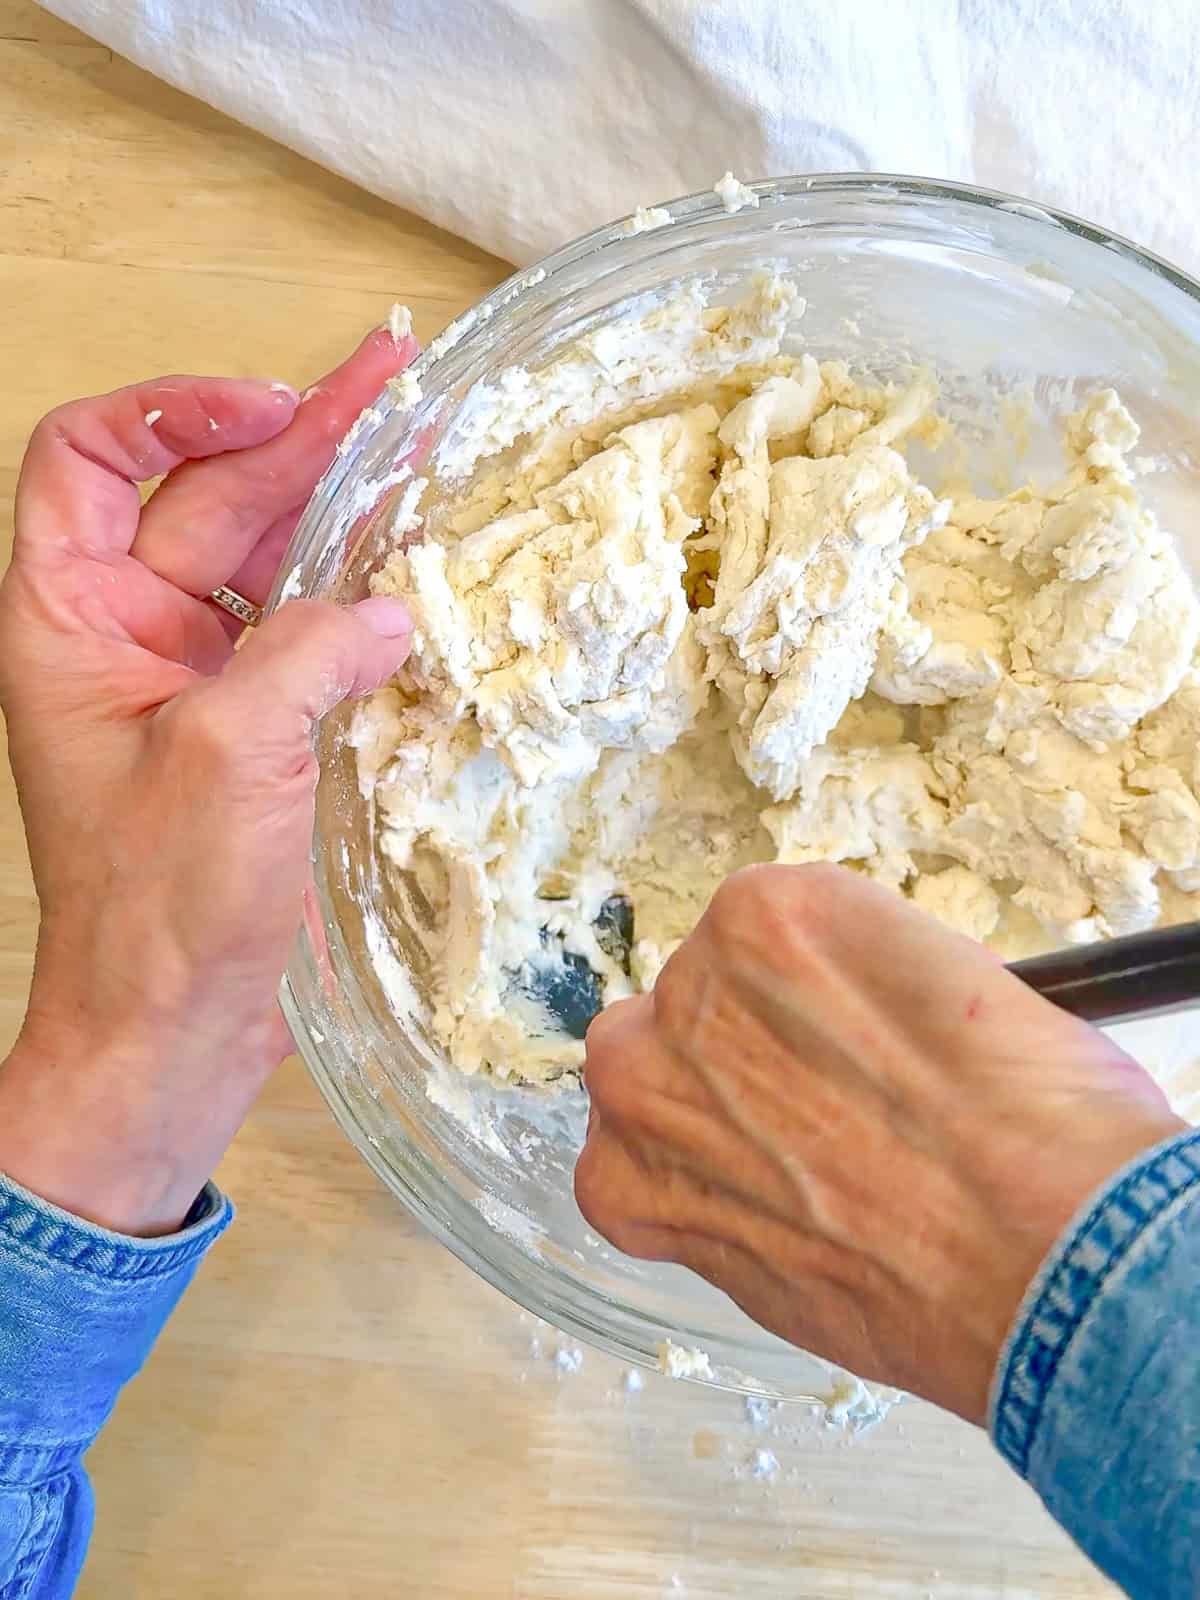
{"left": 353, "top": 596, "right": 413, "bottom": 638}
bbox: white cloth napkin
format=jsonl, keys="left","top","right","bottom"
{"left": 43, "top": 0, "right": 1200, "bottom": 275}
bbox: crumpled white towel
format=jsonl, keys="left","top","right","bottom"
{"left": 42, "top": 0, "right": 1200, "bottom": 275}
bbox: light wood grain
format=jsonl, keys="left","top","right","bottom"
{"left": 0, "top": 7, "right": 1117, "bottom": 1596}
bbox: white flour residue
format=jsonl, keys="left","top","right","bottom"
{"left": 658, "top": 1342, "right": 714, "bottom": 1381}
{"left": 626, "top": 204, "right": 673, "bottom": 235}
{"left": 474, "top": 1193, "right": 544, "bottom": 1252}
{"left": 361, "top": 906, "right": 428, "bottom": 1027}
{"left": 423, "top": 1063, "right": 509, "bottom": 1160}
{"left": 276, "top": 563, "right": 304, "bottom": 604}
{"left": 388, "top": 302, "right": 413, "bottom": 342}
{"left": 819, "top": 1370, "right": 904, "bottom": 1432}
{"left": 386, "top": 370, "right": 422, "bottom": 409}
{"left": 713, "top": 171, "right": 760, "bottom": 214}
{"left": 744, "top": 1395, "right": 776, "bottom": 1430}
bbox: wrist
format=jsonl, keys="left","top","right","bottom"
{"left": 944, "top": 1108, "right": 1189, "bottom": 1427}
{"left": 0, "top": 1025, "right": 196, "bottom": 1236}
{"left": 0, "top": 988, "right": 283, "bottom": 1236}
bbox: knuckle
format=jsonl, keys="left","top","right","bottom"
{"left": 572, "top": 1144, "right": 604, "bottom": 1224}
{"left": 274, "top": 598, "right": 360, "bottom": 684}
{"left": 582, "top": 1003, "right": 622, "bottom": 1069}
{"left": 29, "top": 399, "right": 99, "bottom": 463}
{"left": 272, "top": 597, "right": 334, "bottom": 647}
{"left": 707, "top": 862, "right": 778, "bottom": 923}
{"left": 590, "top": 1070, "right": 643, "bottom": 1132}
{"left": 574, "top": 1147, "right": 640, "bottom": 1254}
{"left": 29, "top": 405, "right": 69, "bottom": 448}
{"left": 0, "top": 591, "right": 18, "bottom": 686}
{"left": 705, "top": 862, "right": 856, "bottom": 975}
{"left": 583, "top": 997, "right": 654, "bottom": 1110}
{"left": 783, "top": 861, "right": 871, "bottom": 948}
{"left": 277, "top": 596, "right": 328, "bottom": 628}
{"left": 650, "top": 948, "right": 694, "bottom": 1035}
{"left": 604, "top": 1218, "right": 647, "bottom": 1258}
{"left": 704, "top": 862, "right": 792, "bottom": 952}
{"left": 573, "top": 1141, "right": 625, "bottom": 1236}
{"left": 581, "top": 1042, "right": 627, "bottom": 1117}
{"left": 792, "top": 859, "right": 854, "bottom": 904}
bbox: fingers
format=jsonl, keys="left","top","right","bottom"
{"left": 583, "top": 993, "right": 653, "bottom": 1086}
{"left": 221, "top": 508, "right": 304, "bottom": 611}
{"left": 202, "top": 507, "right": 301, "bottom": 644}
{"left": 132, "top": 326, "right": 418, "bottom": 599}
{"left": 14, "top": 378, "right": 301, "bottom": 564}
{"left": 187, "top": 597, "right": 413, "bottom": 779}
{"left": 575, "top": 1127, "right": 668, "bottom": 1258}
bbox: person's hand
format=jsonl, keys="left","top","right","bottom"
{"left": 576, "top": 864, "right": 1186, "bottom": 1424}
{"left": 0, "top": 327, "right": 417, "bottom": 1236}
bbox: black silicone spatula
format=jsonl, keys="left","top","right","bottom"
{"left": 514, "top": 895, "right": 636, "bottom": 1039}
{"left": 523, "top": 900, "right": 1200, "bottom": 1039}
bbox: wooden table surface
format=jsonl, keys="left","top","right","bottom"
{"left": 0, "top": 6, "right": 1118, "bottom": 1596}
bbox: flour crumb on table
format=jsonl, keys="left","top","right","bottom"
{"left": 821, "top": 1371, "right": 903, "bottom": 1432}
{"left": 748, "top": 1447, "right": 780, "bottom": 1480}
{"left": 355, "top": 273, "right": 1200, "bottom": 1086}
{"left": 744, "top": 1395, "right": 775, "bottom": 1430}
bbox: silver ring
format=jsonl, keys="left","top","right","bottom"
{"left": 209, "top": 584, "right": 263, "bottom": 628}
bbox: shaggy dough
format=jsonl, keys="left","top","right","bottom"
{"left": 354, "top": 276, "right": 1200, "bottom": 1083}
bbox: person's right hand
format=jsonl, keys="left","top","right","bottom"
{"left": 576, "top": 864, "right": 1186, "bottom": 1424}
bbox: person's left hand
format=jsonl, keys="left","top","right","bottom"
{"left": 0, "top": 326, "right": 416, "bottom": 1235}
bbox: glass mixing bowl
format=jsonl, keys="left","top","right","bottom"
{"left": 268, "top": 174, "right": 1200, "bottom": 1401}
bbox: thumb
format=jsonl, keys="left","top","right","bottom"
{"left": 205, "top": 595, "right": 412, "bottom": 750}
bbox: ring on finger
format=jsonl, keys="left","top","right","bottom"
{"left": 209, "top": 584, "right": 263, "bottom": 628}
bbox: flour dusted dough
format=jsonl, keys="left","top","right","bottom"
{"left": 354, "top": 276, "right": 1200, "bottom": 1083}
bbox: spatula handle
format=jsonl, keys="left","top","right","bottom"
{"left": 1009, "top": 921, "right": 1200, "bottom": 1025}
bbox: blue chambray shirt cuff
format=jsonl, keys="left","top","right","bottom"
{"left": 986, "top": 1127, "right": 1200, "bottom": 1596}
{"left": 988, "top": 1127, "right": 1200, "bottom": 1474}
{"left": 0, "top": 1173, "right": 233, "bottom": 1278}
{"left": 0, "top": 1172, "right": 234, "bottom": 1484}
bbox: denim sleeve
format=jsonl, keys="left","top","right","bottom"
{"left": 990, "top": 1127, "right": 1200, "bottom": 1600}
{"left": 0, "top": 1174, "right": 232, "bottom": 1600}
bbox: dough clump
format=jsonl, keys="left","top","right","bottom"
{"left": 354, "top": 277, "right": 1200, "bottom": 1083}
